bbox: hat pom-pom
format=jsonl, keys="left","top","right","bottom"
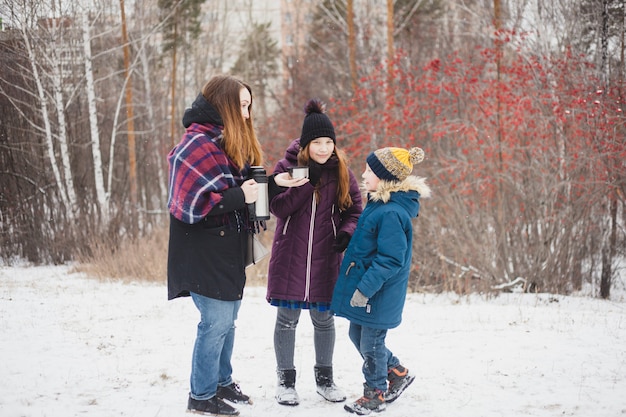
{"left": 304, "top": 99, "right": 325, "bottom": 115}
{"left": 409, "top": 147, "right": 425, "bottom": 164}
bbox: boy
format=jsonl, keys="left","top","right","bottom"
{"left": 330, "top": 146, "right": 431, "bottom": 415}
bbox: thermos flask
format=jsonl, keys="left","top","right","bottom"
{"left": 249, "top": 166, "right": 270, "bottom": 221}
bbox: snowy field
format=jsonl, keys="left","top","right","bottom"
{"left": 1, "top": 264, "right": 625, "bottom": 417}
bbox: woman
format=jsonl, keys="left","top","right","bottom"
{"left": 166, "top": 75, "right": 263, "bottom": 416}
{"left": 266, "top": 99, "right": 363, "bottom": 406}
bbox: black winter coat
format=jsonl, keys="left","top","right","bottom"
{"left": 167, "top": 94, "right": 250, "bottom": 301}
{"left": 168, "top": 213, "right": 249, "bottom": 301}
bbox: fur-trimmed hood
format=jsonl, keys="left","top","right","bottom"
{"left": 368, "top": 175, "right": 432, "bottom": 204}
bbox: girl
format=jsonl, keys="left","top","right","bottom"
{"left": 266, "top": 99, "right": 363, "bottom": 406}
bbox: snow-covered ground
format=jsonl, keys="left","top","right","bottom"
{"left": 1, "top": 264, "right": 625, "bottom": 417}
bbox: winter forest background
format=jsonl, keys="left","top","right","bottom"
{"left": 0, "top": 0, "right": 625, "bottom": 298}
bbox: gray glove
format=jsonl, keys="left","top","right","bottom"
{"left": 350, "top": 289, "right": 369, "bottom": 307}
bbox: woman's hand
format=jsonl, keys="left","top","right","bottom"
{"left": 241, "top": 178, "right": 259, "bottom": 204}
{"left": 274, "top": 172, "right": 309, "bottom": 188}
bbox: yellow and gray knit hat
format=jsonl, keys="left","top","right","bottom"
{"left": 366, "top": 147, "right": 425, "bottom": 182}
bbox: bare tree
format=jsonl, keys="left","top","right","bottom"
{"left": 1, "top": 0, "right": 174, "bottom": 260}
{"left": 348, "top": 0, "right": 357, "bottom": 94}
{"left": 119, "top": 0, "right": 139, "bottom": 236}
{"left": 80, "top": 8, "right": 108, "bottom": 221}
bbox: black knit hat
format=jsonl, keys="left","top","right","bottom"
{"left": 299, "top": 99, "right": 336, "bottom": 149}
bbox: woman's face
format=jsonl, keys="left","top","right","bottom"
{"left": 362, "top": 163, "right": 380, "bottom": 192}
{"left": 239, "top": 87, "right": 251, "bottom": 120}
{"left": 308, "top": 137, "right": 335, "bottom": 164}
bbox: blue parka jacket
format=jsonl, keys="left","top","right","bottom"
{"left": 331, "top": 175, "right": 431, "bottom": 329}
{"left": 266, "top": 139, "right": 363, "bottom": 304}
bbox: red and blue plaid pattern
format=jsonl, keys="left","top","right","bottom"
{"left": 167, "top": 123, "right": 246, "bottom": 224}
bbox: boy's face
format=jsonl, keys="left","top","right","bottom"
{"left": 362, "top": 163, "right": 380, "bottom": 192}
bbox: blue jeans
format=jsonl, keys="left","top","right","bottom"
{"left": 348, "top": 323, "right": 400, "bottom": 391}
{"left": 190, "top": 292, "right": 241, "bottom": 400}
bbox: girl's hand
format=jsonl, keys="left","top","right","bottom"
{"left": 274, "top": 172, "right": 309, "bottom": 188}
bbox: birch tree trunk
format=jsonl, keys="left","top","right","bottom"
{"left": 108, "top": 89, "right": 124, "bottom": 199}
{"left": 81, "top": 10, "right": 109, "bottom": 222}
{"left": 20, "top": 26, "right": 73, "bottom": 218}
{"left": 49, "top": 47, "right": 79, "bottom": 216}
{"left": 137, "top": 5, "right": 168, "bottom": 209}
{"left": 493, "top": 0, "right": 509, "bottom": 278}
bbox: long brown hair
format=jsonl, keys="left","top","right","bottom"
{"left": 201, "top": 75, "right": 263, "bottom": 170}
{"left": 298, "top": 146, "right": 354, "bottom": 211}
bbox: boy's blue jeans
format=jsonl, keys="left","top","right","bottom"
{"left": 348, "top": 322, "right": 400, "bottom": 391}
{"left": 189, "top": 292, "right": 241, "bottom": 400}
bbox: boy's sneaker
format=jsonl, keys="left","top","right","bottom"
{"left": 187, "top": 395, "right": 239, "bottom": 415}
{"left": 217, "top": 382, "right": 252, "bottom": 404}
{"left": 384, "top": 365, "right": 415, "bottom": 403}
{"left": 344, "top": 384, "right": 386, "bottom": 415}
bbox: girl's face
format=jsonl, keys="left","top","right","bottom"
{"left": 239, "top": 87, "right": 251, "bottom": 120}
{"left": 308, "top": 137, "right": 335, "bottom": 164}
{"left": 362, "top": 163, "right": 380, "bottom": 192}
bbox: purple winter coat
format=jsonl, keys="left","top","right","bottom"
{"left": 266, "top": 139, "right": 363, "bottom": 304}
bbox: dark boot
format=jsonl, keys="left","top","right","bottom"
{"left": 314, "top": 366, "right": 346, "bottom": 402}
{"left": 187, "top": 394, "right": 240, "bottom": 415}
{"left": 216, "top": 382, "right": 252, "bottom": 404}
{"left": 275, "top": 369, "right": 299, "bottom": 406}
{"left": 344, "top": 383, "right": 386, "bottom": 415}
{"left": 384, "top": 364, "right": 415, "bottom": 403}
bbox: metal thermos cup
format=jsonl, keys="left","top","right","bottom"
{"left": 249, "top": 166, "right": 270, "bottom": 221}
{"left": 288, "top": 166, "right": 309, "bottom": 179}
